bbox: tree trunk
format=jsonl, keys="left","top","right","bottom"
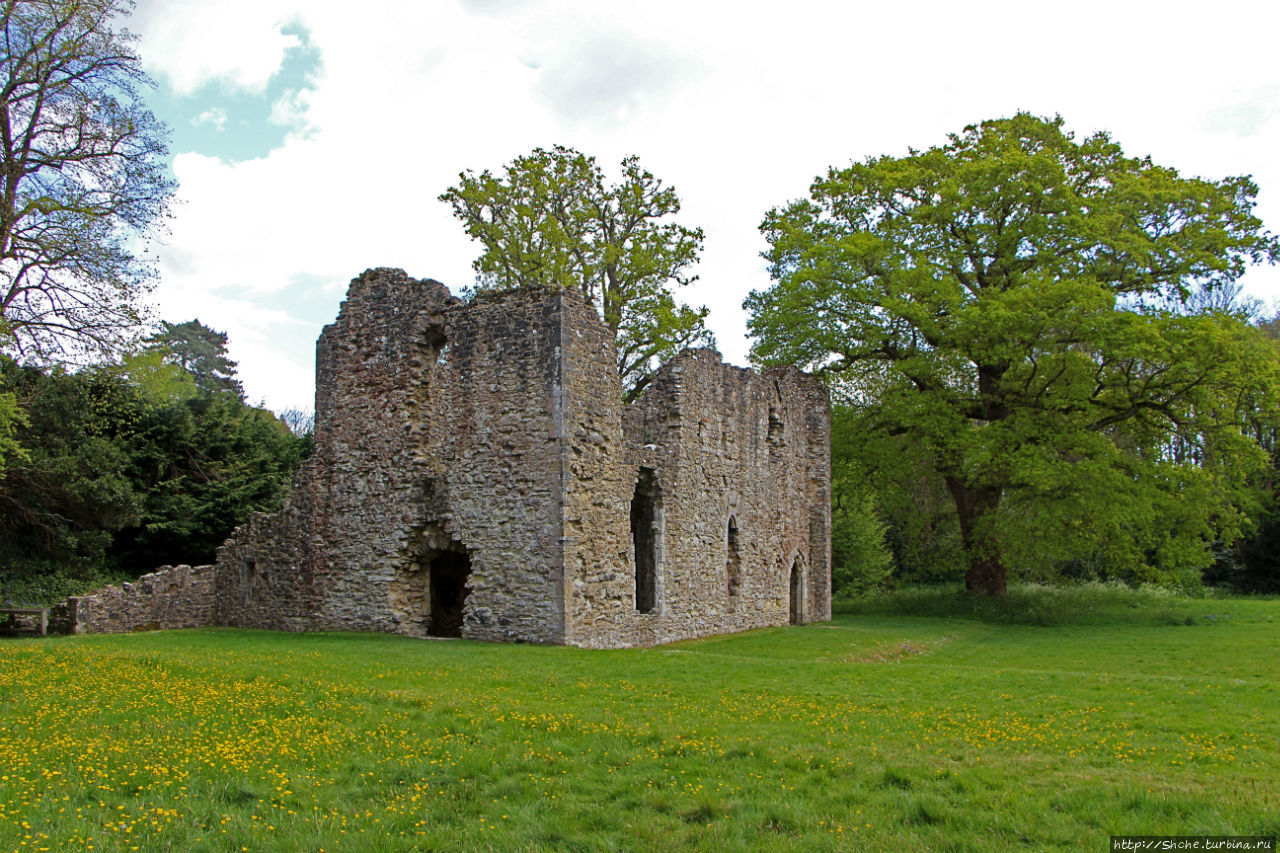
{"left": 945, "top": 477, "right": 1006, "bottom": 595}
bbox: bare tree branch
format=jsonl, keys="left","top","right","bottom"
{"left": 1, "top": 0, "right": 174, "bottom": 361}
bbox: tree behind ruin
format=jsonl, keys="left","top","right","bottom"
{"left": 440, "top": 145, "right": 713, "bottom": 399}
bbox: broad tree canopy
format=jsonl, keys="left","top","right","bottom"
{"left": 1, "top": 0, "right": 174, "bottom": 359}
{"left": 440, "top": 145, "right": 713, "bottom": 398}
{"left": 747, "top": 113, "right": 1280, "bottom": 594}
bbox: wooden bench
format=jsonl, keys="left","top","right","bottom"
{"left": 0, "top": 608, "right": 49, "bottom": 637}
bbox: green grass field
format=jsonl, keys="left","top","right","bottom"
{"left": 1, "top": 588, "right": 1277, "bottom": 852}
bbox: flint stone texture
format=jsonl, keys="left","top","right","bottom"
{"left": 62, "top": 564, "right": 218, "bottom": 633}
{"left": 63, "top": 268, "right": 831, "bottom": 646}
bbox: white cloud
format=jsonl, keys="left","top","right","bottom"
{"left": 268, "top": 88, "right": 314, "bottom": 132}
{"left": 533, "top": 34, "right": 706, "bottom": 127}
{"left": 191, "top": 107, "right": 227, "bottom": 131}
{"left": 134, "top": 0, "right": 302, "bottom": 94}
{"left": 136, "top": 0, "right": 1280, "bottom": 412}
{"left": 457, "top": 0, "right": 541, "bottom": 15}
{"left": 1203, "top": 86, "right": 1280, "bottom": 138}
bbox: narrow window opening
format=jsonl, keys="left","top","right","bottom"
{"left": 425, "top": 325, "right": 448, "bottom": 368}
{"left": 631, "top": 468, "right": 659, "bottom": 614}
{"left": 240, "top": 558, "right": 260, "bottom": 604}
{"left": 428, "top": 549, "right": 472, "bottom": 637}
{"left": 768, "top": 406, "right": 784, "bottom": 445}
{"left": 789, "top": 557, "right": 804, "bottom": 625}
{"left": 726, "top": 517, "right": 742, "bottom": 605}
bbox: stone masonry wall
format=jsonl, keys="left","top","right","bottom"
{"left": 426, "top": 287, "right": 576, "bottom": 643}
{"left": 63, "top": 564, "right": 218, "bottom": 633}
{"left": 797, "top": 371, "right": 833, "bottom": 622}
{"left": 555, "top": 292, "right": 633, "bottom": 646}
{"left": 215, "top": 269, "right": 456, "bottom": 633}
{"left": 214, "top": 271, "right": 578, "bottom": 643}
{"left": 61, "top": 268, "right": 830, "bottom": 646}
{"left": 564, "top": 348, "right": 831, "bottom": 648}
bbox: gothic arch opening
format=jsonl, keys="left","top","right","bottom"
{"left": 631, "top": 467, "right": 661, "bottom": 614}
{"left": 789, "top": 555, "right": 805, "bottom": 625}
{"left": 390, "top": 526, "right": 472, "bottom": 638}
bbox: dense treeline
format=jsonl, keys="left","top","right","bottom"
{"left": 830, "top": 350, "right": 1280, "bottom": 597}
{"left": 0, "top": 322, "right": 310, "bottom": 605}
{"left": 1202, "top": 316, "right": 1280, "bottom": 593}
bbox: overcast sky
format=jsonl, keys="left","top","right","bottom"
{"left": 130, "top": 0, "right": 1280, "bottom": 412}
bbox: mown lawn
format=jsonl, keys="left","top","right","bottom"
{"left": 1, "top": 592, "right": 1276, "bottom": 852}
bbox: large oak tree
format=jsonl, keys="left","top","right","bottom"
{"left": 747, "top": 114, "right": 1280, "bottom": 594}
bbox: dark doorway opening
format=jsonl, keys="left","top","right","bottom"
{"left": 631, "top": 468, "right": 659, "bottom": 613}
{"left": 789, "top": 557, "right": 803, "bottom": 625}
{"left": 428, "top": 550, "right": 472, "bottom": 637}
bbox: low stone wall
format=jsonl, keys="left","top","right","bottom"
{"left": 64, "top": 564, "right": 219, "bottom": 634}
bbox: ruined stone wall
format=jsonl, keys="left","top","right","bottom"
{"left": 60, "top": 268, "right": 830, "bottom": 647}
{"left": 564, "top": 349, "right": 832, "bottom": 648}
{"left": 429, "top": 288, "right": 578, "bottom": 643}
{"left": 214, "top": 490, "right": 322, "bottom": 631}
{"left": 555, "top": 294, "right": 634, "bottom": 646}
{"left": 63, "top": 564, "right": 218, "bottom": 634}
{"left": 213, "top": 271, "right": 580, "bottom": 643}
{"left": 211, "top": 273, "right": 829, "bottom": 646}
{"left": 797, "top": 373, "right": 833, "bottom": 623}
{"left": 216, "top": 269, "right": 455, "bottom": 633}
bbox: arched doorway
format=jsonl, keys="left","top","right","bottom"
{"left": 789, "top": 555, "right": 804, "bottom": 625}
{"left": 391, "top": 526, "right": 473, "bottom": 638}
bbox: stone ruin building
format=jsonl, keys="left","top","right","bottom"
{"left": 61, "top": 268, "right": 832, "bottom": 647}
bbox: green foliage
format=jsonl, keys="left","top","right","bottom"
{"left": 830, "top": 486, "right": 892, "bottom": 595}
{"left": 440, "top": 145, "right": 714, "bottom": 397}
{"left": 0, "top": 562, "right": 130, "bottom": 607}
{"left": 1209, "top": 313, "right": 1280, "bottom": 593}
{"left": 141, "top": 320, "right": 244, "bottom": 398}
{"left": 830, "top": 401, "right": 967, "bottom": 586}
{"left": 0, "top": 325, "right": 307, "bottom": 596}
{"left": 829, "top": 406, "right": 893, "bottom": 595}
{"left": 110, "top": 392, "right": 306, "bottom": 567}
{"left": 834, "top": 581, "right": 1242, "bottom": 626}
{"left": 110, "top": 348, "right": 199, "bottom": 403}
{"left": 0, "top": 0, "right": 175, "bottom": 359}
{"left": 1207, "top": 446, "right": 1280, "bottom": 593}
{"left": 1206, "top": 510, "right": 1280, "bottom": 595}
{"left": 0, "top": 361, "right": 141, "bottom": 573}
{"left": 1233, "top": 504, "right": 1280, "bottom": 593}
{"left": 0, "top": 385, "right": 25, "bottom": 471}
{"left": 747, "top": 113, "right": 1280, "bottom": 594}
{"left": 0, "top": 329, "right": 23, "bottom": 469}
